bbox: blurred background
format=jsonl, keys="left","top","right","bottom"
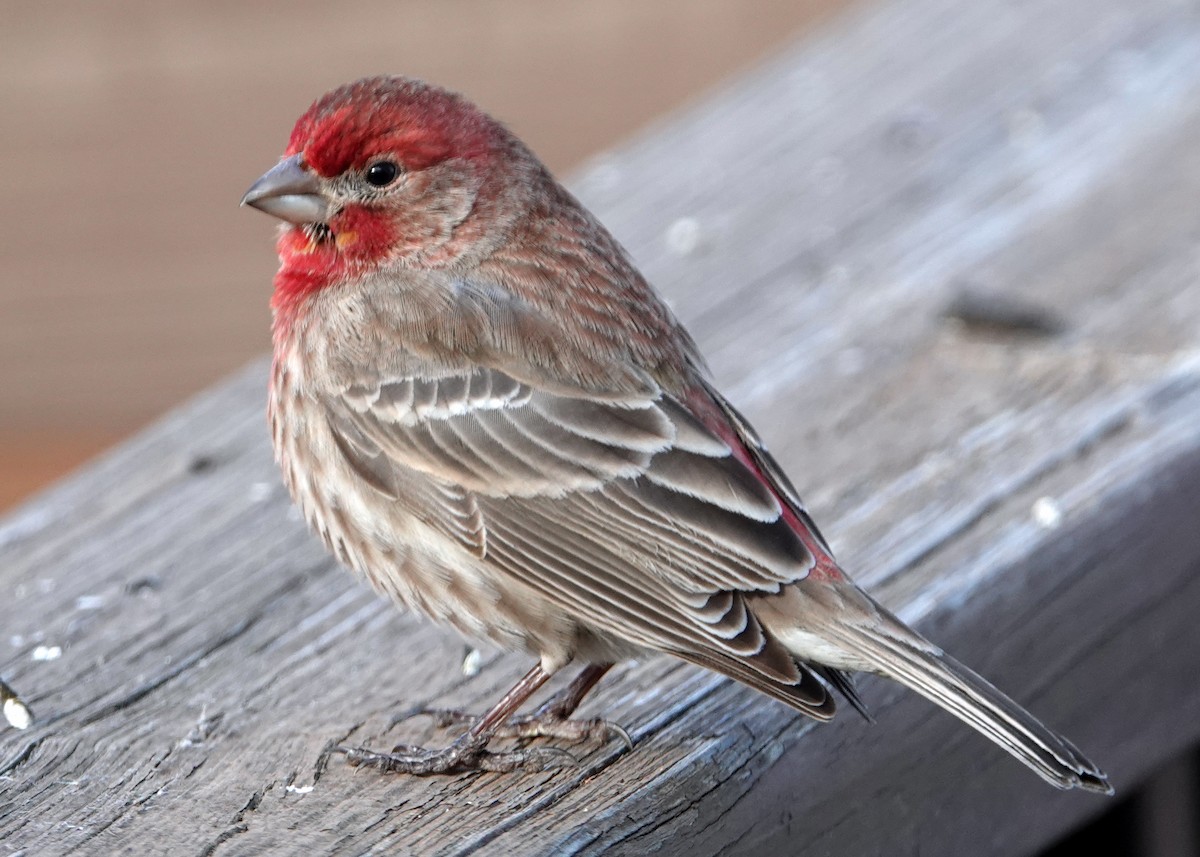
{"left": 0, "top": 0, "right": 850, "bottom": 512}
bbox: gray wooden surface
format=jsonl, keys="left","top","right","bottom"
{"left": 3, "top": 0, "right": 1200, "bottom": 853}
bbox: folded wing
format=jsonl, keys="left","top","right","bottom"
{"left": 325, "top": 366, "right": 840, "bottom": 717}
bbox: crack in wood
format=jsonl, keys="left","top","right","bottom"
{"left": 197, "top": 823, "right": 250, "bottom": 857}
{"left": 80, "top": 613, "right": 262, "bottom": 726}
{"left": 0, "top": 735, "right": 43, "bottom": 777}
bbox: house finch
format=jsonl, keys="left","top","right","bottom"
{"left": 242, "top": 75, "right": 1110, "bottom": 792}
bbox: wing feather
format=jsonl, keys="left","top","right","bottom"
{"left": 324, "top": 366, "right": 835, "bottom": 713}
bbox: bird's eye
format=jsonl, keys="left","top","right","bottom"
{"left": 364, "top": 161, "right": 400, "bottom": 188}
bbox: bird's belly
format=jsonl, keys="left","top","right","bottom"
{"left": 269, "top": 377, "right": 583, "bottom": 661}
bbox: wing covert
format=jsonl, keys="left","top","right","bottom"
{"left": 324, "top": 367, "right": 827, "bottom": 709}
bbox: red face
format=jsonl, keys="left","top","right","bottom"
{"left": 246, "top": 76, "right": 500, "bottom": 311}
{"left": 286, "top": 77, "right": 492, "bottom": 177}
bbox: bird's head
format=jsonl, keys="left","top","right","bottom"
{"left": 243, "top": 76, "right": 518, "bottom": 308}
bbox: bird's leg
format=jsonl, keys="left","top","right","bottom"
{"left": 341, "top": 662, "right": 571, "bottom": 774}
{"left": 509, "top": 663, "right": 632, "bottom": 748}
{"left": 423, "top": 663, "right": 629, "bottom": 748}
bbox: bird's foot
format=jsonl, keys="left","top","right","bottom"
{"left": 339, "top": 732, "right": 577, "bottom": 775}
{"left": 417, "top": 705, "right": 633, "bottom": 750}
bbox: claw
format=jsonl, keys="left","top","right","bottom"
{"left": 401, "top": 705, "right": 630, "bottom": 749}
{"left": 526, "top": 745, "right": 580, "bottom": 768}
{"left": 338, "top": 739, "right": 576, "bottom": 775}
{"left": 338, "top": 664, "right": 622, "bottom": 776}
{"left": 606, "top": 721, "right": 635, "bottom": 752}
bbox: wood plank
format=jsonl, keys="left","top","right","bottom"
{"left": 3, "top": 0, "right": 1200, "bottom": 853}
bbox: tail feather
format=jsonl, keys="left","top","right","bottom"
{"left": 814, "top": 665, "right": 873, "bottom": 722}
{"left": 758, "top": 584, "right": 1111, "bottom": 793}
{"left": 832, "top": 611, "right": 1112, "bottom": 794}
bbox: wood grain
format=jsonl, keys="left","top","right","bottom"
{"left": 3, "top": 0, "right": 1200, "bottom": 853}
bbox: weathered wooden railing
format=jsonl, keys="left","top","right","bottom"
{"left": 3, "top": 0, "right": 1199, "bottom": 853}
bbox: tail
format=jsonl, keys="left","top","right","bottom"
{"left": 848, "top": 613, "right": 1112, "bottom": 793}
{"left": 764, "top": 591, "right": 1113, "bottom": 793}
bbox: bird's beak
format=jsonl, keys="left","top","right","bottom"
{"left": 241, "top": 154, "right": 329, "bottom": 224}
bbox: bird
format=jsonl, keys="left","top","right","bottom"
{"left": 241, "top": 75, "right": 1111, "bottom": 792}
